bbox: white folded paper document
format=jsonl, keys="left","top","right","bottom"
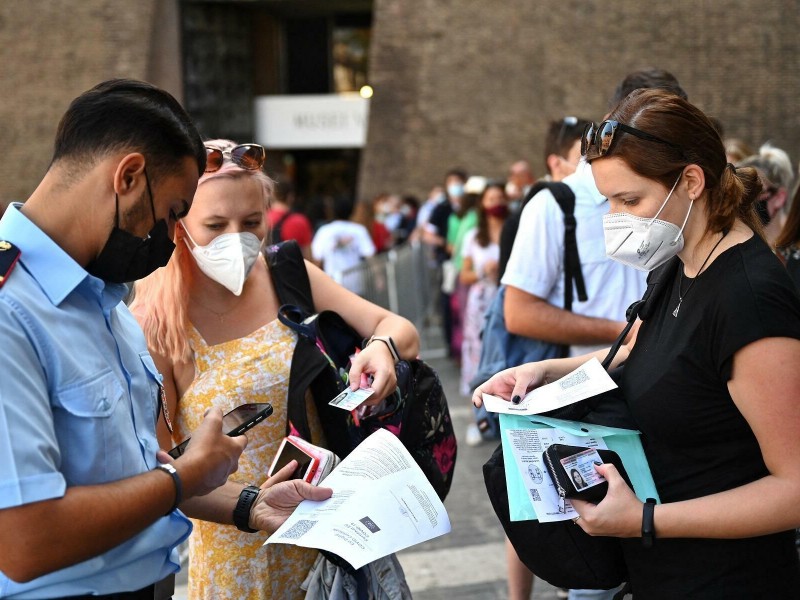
{"left": 266, "top": 429, "right": 451, "bottom": 569}
{"left": 481, "top": 357, "right": 617, "bottom": 416}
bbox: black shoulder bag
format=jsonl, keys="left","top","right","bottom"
{"left": 482, "top": 257, "right": 679, "bottom": 591}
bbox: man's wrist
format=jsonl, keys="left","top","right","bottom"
{"left": 154, "top": 464, "right": 182, "bottom": 515}
{"left": 234, "top": 485, "right": 261, "bottom": 533}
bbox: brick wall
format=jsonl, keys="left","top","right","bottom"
{"left": 359, "top": 0, "right": 800, "bottom": 199}
{"left": 2, "top": 1, "right": 799, "bottom": 205}
{"left": 0, "top": 0, "right": 158, "bottom": 202}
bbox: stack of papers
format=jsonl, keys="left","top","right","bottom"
{"left": 266, "top": 429, "right": 451, "bottom": 569}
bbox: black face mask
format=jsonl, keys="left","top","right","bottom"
{"left": 86, "top": 171, "right": 176, "bottom": 284}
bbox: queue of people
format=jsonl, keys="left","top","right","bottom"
{"left": 2, "top": 67, "right": 800, "bottom": 600}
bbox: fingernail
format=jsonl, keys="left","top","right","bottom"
{"left": 512, "top": 395, "right": 521, "bottom": 405}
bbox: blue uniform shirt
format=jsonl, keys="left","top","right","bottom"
{"left": 0, "top": 205, "right": 191, "bottom": 598}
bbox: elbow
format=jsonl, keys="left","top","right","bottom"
{"left": 0, "top": 556, "right": 46, "bottom": 584}
{"left": 504, "top": 311, "right": 526, "bottom": 336}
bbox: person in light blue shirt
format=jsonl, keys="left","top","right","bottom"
{"left": 0, "top": 79, "right": 331, "bottom": 600}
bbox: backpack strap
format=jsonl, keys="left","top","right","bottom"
{"left": 264, "top": 240, "right": 324, "bottom": 440}
{"left": 543, "top": 181, "right": 587, "bottom": 311}
{"left": 269, "top": 210, "right": 294, "bottom": 246}
{"left": 264, "top": 240, "right": 314, "bottom": 314}
{"left": 600, "top": 256, "right": 680, "bottom": 370}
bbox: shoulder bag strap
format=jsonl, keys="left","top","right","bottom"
{"left": 264, "top": 240, "right": 314, "bottom": 314}
{"left": 600, "top": 256, "right": 680, "bottom": 370}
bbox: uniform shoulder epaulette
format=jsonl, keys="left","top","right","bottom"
{"left": 0, "top": 241, "right": 21, "bottom": 289}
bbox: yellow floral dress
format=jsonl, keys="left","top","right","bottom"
{"left": 175, "top": 319, "right": 322, "bottom": 600}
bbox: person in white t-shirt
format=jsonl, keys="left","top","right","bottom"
{"left": 312, "top": 196, "right": 376, "bottom": 295}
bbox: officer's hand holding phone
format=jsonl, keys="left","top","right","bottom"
{"left": 161, "top": 403, "right": 272, "bottom": 497}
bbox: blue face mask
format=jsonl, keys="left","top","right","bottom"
{"left": 447, "top": 183, "right": 464, "bottom": 198}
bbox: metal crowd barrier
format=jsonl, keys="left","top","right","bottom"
{"left": 339, "top": 241, "right": 444, "bottom": 351}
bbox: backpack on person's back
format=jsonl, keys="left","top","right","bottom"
{"left": 470, "top": 181, "right": 588, "bottom": 433}
{"left": 265, "top": 241, "right": 457, "bottom": 501}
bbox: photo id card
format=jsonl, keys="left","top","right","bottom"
{"left": 559, "top": 448, "right": 606, "bottom": 491}
{"left": 329, "top": 387, "right": 375, "bottom": 411}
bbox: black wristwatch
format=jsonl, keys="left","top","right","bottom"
{"left": 641, "top": 498, "right": 657, "bottom": 548}
{"left": 233, "top": 485, "right": 261, "bottom": 533}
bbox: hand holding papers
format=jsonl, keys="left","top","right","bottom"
{"left": 482, "top": 358, "right": 617, "bottom": 416}
{"left": 266, "top": 429, "right": 451, "bottom": 569}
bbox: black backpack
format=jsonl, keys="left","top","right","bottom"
{"left": 498, "top": 180, "right": 588, "bottom": 356}
{"left": 265, "top": 241, "right": 457, "bottom": 501}
{"left": 482, "top": 257, "right": 680, "bottom": 591}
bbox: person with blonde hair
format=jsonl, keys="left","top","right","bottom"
{"left": 131, "top": 139, "right": 419, "bottom": 600}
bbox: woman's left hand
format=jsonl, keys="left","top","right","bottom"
{"left": 570, "top": 463, "right": 643, "bottom": 538}
{"left": 347, "top": 341, "right": 398, "bottom": 405}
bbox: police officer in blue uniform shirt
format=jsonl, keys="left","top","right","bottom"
{"left": 0, "top": 79, "right": 332, "bottom": 600}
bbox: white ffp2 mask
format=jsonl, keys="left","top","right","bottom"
{"left": 182, "top": 226, "right": 261, "bottom": 295}
{"left": 602, "top": 174, "right": 692, "bottom": 272}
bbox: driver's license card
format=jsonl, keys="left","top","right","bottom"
{"left": 329, "top": 387, "right": 375, "bottom": 411}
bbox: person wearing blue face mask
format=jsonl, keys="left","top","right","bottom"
{"left": 475, "top": 89, "right": 800, "bottom": 598}
{"left": 425, "top": 168, "right": 468, "bottom": 359}
{"left": 0, "top": 80, "right": 332, "bottom": 599}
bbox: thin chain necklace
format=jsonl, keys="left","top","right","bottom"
{"left": 194, "top": 297, "right": 238, "bottom": 322}
{"left": 672, "top": 231, "right": 727, "bottom": 317}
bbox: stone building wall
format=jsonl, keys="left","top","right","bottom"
{"left": 360, "top": 0, "right": 800, "bottom": 199}
{"left": 0, "top": 0, "right": 171, "bottom": 202}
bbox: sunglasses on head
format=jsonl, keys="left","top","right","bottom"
{"left": 581, "top": 120, "right": 685, "bottom": 158}
{"left": 556, "top": 116, "right": 579, "bottom": 149}
{"left": 204, "top": 144, "right": 266, "bottom": 173}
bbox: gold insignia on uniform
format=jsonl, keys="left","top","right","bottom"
{"left": 0, "top": 241, "right": 10, "bottom": 251}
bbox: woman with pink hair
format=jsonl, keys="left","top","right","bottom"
{"left": 131, "top": 140, "right": 419, "bottom": 599}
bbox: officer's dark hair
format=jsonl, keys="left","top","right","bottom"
{"left": 609, "top": 68, "right": 688, "bottom": 109}
{"left": 51, "top": 79, "right": 206, "bottom": 182}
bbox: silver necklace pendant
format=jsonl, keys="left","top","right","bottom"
{"left": 672, "top": 301, "right": 681, "bottom": 317}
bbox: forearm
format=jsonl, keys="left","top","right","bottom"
{"left": 653, "top": 475, "right": 800, "bottom": 540}
{"left": 0, "top": 470, "right": 177, "bottom": 583}
{"left": 180, "top": 480, "right": 241, "bottom": 525}
{"left": 504, "top": 286, "right": 625, "bottom": 346}
{"left": 460, "top": 268, "right": 479, "bottom": 286}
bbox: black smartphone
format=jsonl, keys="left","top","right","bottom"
{"left": 167, "top": 402, "right": 273, "bottom": 459}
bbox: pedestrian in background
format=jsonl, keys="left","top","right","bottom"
{"left": 458, "top": 181, "right": 509, "bottom": 445}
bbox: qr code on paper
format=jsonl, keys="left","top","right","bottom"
{"left": 529, "top": 489, "right": 541, "bottom": 502}
{"left": 558, "top": 369, "right": 589, "bottom": 390}
{"left": 280, "top": 519, "right": 318, "bottom": 540}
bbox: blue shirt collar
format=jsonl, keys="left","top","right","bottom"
{"left": 0, "top": 204, "right": 126, "bottom": 306}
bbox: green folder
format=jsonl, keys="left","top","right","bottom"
{"left": 500, "top": 413, "right": 660, "bottom": 521}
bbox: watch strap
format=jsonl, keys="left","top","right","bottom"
{"left": 234, "top": 485, "right": 261, "bottom": 533}
{"left": 642, "top": 497, "right": 657, "bottom": 548}
{"left": 154, "top": 463, "right": 182, "bottom": 515}
{"left": 367, "top": 335, "right": 400, "bottom": 363}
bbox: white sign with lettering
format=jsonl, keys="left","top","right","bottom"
{"left": 254, "top": 94, "right": 370, "bottom": 149}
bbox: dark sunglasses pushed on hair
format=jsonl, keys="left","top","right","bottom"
{"left": 581, "top": 120, "right": 684, "bottom": 158}
{"left": 205, "top": 144, "right": 266, "bottom": 173}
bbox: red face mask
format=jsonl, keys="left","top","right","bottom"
{"left": 485, "top": 205, "right": 510, "bottom": 219}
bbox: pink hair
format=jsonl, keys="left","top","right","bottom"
{"left": 130, "top": 139, "right": 273, "bottom": 364}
